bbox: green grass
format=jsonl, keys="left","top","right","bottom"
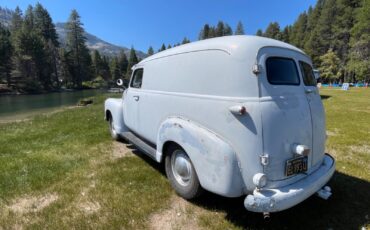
{"left": 0, "top": 94, "right": 172, "bottom": 229}
{"left": 0, "top": 89, "right": 369, "bottom": 229}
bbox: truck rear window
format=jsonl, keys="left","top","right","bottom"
{"left": 299, "top": 61, "right": 317, "bottom": 86}
{"left": 266, "top": 57, "right": 300, "bottom": 85}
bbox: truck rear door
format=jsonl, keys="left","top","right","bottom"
{"left": 298, "top": 60, "right": 326, "bottom": 167}
{"left": 257, "top": 47, "right": 313, "bottom": 183}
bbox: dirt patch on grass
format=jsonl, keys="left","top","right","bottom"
{"left": 112, "top": 142, "right": 134, "bottom": 159}
{"left": 8, "top": 193, "right": 58, "bottom": 214}
{"left": 349, "top": 145, "right": 370, "bottom": 154}
{"left": 149, "top": 195, "right": 201, "bottom": 230}
{"left": 327, "top": 128, "right": 340, "bottom": 136}
{"left": 78, "top": 201, "right": 101, "bottom": 214}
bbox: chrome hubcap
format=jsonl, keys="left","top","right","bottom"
{"left": 171, "top": 150, "right": 192, "bottom": 186}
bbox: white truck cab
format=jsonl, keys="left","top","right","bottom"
{"left": 104, "top": 35, "right": 335, "bottom": 215}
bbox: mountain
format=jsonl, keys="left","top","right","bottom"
{"left": 0, "top": 7, "right": 146, "bottom": 59}
{"left": 55, "top": 23, "right": 146, "bottom": 58}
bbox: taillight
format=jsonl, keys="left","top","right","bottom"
{"left": 229, "top": 105, "right": 247, "bottom": 115}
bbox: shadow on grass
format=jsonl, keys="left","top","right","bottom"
{"left": 124, "top": 142, "right": 369, "bottom": 229}
{"left": 190, "top": 171, "right": 370, "bottom": 229}
{"left": 321, "top": 95, "right": 332, "bottom": 100}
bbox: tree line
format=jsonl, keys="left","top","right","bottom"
{"left": 0, "top": 3, "right": 140, "bottom": 93}
{"left": 196, "top": 0, "right": 368, "bottom": 83}
{"left": 1, "top": 0, "right": 368, "bottom": 93}
{"left": 254, "top": 0, "right": 368, "bottom": 83}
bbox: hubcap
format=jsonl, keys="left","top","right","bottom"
{"left": 171, "top": 150, "right": 192, "bottom": 186}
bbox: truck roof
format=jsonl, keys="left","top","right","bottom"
{"left": 138, "top": 35, "right": 306, "bottom": 65}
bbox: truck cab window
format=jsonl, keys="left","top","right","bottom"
{"left": 299, "top": 61, "right": 317, "bottom": 86}
{"left": 130, "top": 69, "right": 144, "bottom": 88}
{"left": 266, "top": 57, "right": 300, "bottom": 85}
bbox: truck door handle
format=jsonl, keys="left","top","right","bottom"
{"left": 133, "top": 96, "right": 140, "bottom": 101}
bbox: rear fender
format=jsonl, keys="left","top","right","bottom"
{"left": 157, "top": 117, "right": 245, "bottom": 197}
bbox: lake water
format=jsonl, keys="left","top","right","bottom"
{"left": 0, "top": 89, "right": 104, "bottom": 122}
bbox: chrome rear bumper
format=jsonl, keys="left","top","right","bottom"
{"left": 244, "top": 154, "right": 335, "bottom": 213}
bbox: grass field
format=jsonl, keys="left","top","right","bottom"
{"left": 0, "top": 88, "right": 369, "bottom": 229}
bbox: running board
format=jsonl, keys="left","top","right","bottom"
{"left": 121, "top": 131, "right": 157, "bottom": 160}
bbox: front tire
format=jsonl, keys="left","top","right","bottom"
{"left": 165, "top": 145, "right": 203, "bottom": 199}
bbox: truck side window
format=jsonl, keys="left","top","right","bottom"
{"left": 266, "top": 57, "right": 300, "bottom": 85}
{"left": 299, "top": 61, "right": 317, "bottom": 86}
{"left": 130, "top": 69, "right": 144, "bottom": 88}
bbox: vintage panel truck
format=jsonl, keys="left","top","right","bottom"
{"left": 104, "top": 35, "right": 335, "bottom": 217}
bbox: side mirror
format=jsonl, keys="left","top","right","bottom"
{"left": 313, "top": 70, "right": 320, "bottom": 80}
{"left": 116, "top": 79, "right": 124, "bottom": 86}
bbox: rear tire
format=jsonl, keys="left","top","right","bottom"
{"left": 165, "top": 144, "right": 203, "bottom": 199}
{"left": 108, "top": 116, "right": 120, "bottom": 141}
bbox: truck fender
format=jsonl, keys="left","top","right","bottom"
{"left": 156, "top": 117, "right": 245, "bottom": 197}
{"left": 104, "top": 98, "right": 128, "bottom": 134}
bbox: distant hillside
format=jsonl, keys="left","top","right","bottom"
{"left": 0, "top": 7, "right": 146, "bottom": 58}
{"left": 55, "top": 23, "right": 146, "bottom": 58}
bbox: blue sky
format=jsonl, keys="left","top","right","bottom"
{"left": 1, "top": 0, "right": 317, "bottom": 52}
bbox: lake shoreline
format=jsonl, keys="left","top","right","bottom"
{"left": 0, "top": 89, "right": 107, "bottom": 122}
{"left": 0, "top": 86, "right": 103, "bottom": 96}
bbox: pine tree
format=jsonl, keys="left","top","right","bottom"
{"left": 0, "top": 24, "right": 13, "bottom": 86}
{"left": 159, "top": 43, "right": 166, "bottom": 52}
{"left": 281, "top": 26, "right": 291, "bottom": 43}
{"left": 289, "top": 12, "right": 307, "bottom": 48}
{"left": 33, "top": 3, "right": 60, "bottom": 88}
{"left": 65, "top": 9, "right": 92, "bottom": 88}
{"left": 256, "top": 29, "right": 263, "bottom": 36}
{"left": 199, "top": 24, "right": 210, "bottom": 40}
{"left": 235, "top": 21, "right": 245, "bottom": 35}
{"left": 92, "top": 50, "right": 102, "bottom": 77}
{"left": 10, "top": 6, "right": 23, "bottom": 34}
{"left": 23, "top": 5, "right": 34, "bottom": 32}
{"left": 100, "top": 55, "right": 111, "bottom": 80}
{"left": 167, "top": 44, "right": 172, "bottom": 49}
{"left": 305, "top": 0, "right": 338, "bottom": 65}
{"left": 223, "top": 23, "right": 233, "bottom": 36}
{"left": 347, "top": 0, "right": 370, "bottom": 82}
{"left": 59, "top": 48, "right": 73, "bottom": 87}
{"left": 110, "top": 56, "right": 120, "bottom": 80}
{"left": 118, "top": 50, "right": 128, "bottom": 76}
{"left": 147, "top": 46, "right": 154, "bottom": 56}
{"left": 10, "top": 6, "right": 49, "bottom": 91}
{"left": 215, "top": 21, "right": 225, "bottom": 37}
{"left": 126, "top": 47, "right": 138, "bottom": 78}
{"left": 264, "top": 22, "right": 282, "bottom": 40}
{"left": 182, "top": 37, "right": 190, "bottom": 44}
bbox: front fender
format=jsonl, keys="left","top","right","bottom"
{"left": 104, "top": 98, "right": 127, "bottom": 134}
{"left": 157, "top": 117, "right": 245, "bottom": 197}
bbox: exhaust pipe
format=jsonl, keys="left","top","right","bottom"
{"left": 316, "top": 186, "right": 332, "bottom": 200}
{"left": 263, "top": 212, "right": 270, "bottom": 221}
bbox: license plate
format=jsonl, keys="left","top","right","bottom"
{"left": 286, "top": 156, "right": 308, "bottom": 176}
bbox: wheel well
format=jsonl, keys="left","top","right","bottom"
{"left": 162, "top": 141, "right": 181, "bottom": 159}
{"left": 105, "top": 110, "right": 112, "bottom": 121}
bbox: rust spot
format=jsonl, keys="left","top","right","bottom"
{"left": 174, "top": 123, "right": 183, "bottom": 128}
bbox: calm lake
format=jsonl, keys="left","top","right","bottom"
{"left": 0, "top": 89, "right": 104, "bottom": 122}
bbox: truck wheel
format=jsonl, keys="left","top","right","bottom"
{"left": 108, "top": 116, "right": 120, "bottom": 141}
{"left": 165, "top": 145, "right": 203, "bottom": 199}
